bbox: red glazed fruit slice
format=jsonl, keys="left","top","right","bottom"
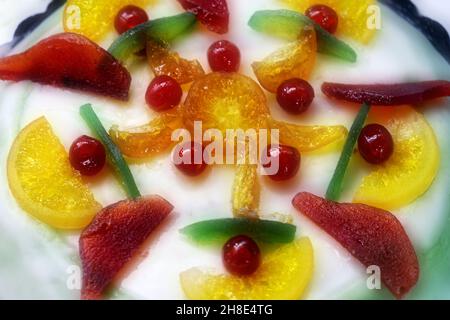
{"left": 177, "top": 0, "right": 229, "bottom": 34}
{"left": 0, "top": 33, "right": 131, "bottom": 100}
{"left": 292, "top": 192, "right": 419, "bottom": 299}
{"left": 80, "top": 195, "right": 173, "bottom": 299}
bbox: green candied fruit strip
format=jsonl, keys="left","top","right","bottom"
{"left": 180, "top": 218, "right": 297, "bottom": 244}
{"left": 108, "top": 12, "right": 197, "bottom": 61}
{"left": 248, "top": 10, "right": 357, "bottom": 63}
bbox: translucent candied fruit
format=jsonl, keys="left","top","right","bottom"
{"left": 252, "top": 29, "right": 317, "bottom": 93}
{"left": 147, "top": 41, "right": 205, "bottom": 84}
{"left": 232, "top": 164, "right": 260, "bottom": 218}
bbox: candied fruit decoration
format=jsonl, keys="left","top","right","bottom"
{"left": 305, "top": 4, "right": 338, "bottom": 34}
{"left": 322, "top": 81, "right": 450, "bottom": 106}
{"left": 146, "top": 75, "right": 183, "bottom": 111}
{"left": 262, "top": 144, "right": 301, "bottom": 182}
{"left": 292, "top": 192, "right": 419, "bottom": 299}
{"left": 223, "top": 235, "right": 261, "bottom": 276}
{"left": 178, "top": 0, "right": 229, "bottom": 34}
{"left": 110, "top": 108, "right": 184, "bottom": 159}
{"left": 80, "top": 195, "right": 173, "bottom": 300}
{"left": 0, "top": 33, "right": 131, "bottom": 100}
{"left": 252, "top": 29, "right": 317, "bottom": 93}
{"left": 358, "top": 124, "right": 394, "bottom": 165}
{"left": 208, "top": 40, "right": 241, "bottom": 73}
{"left": 115, "top": 5, "right": 149, "bottom": 34}
{"left": 64, "top": 0, "right": 152, "bottom": 41}
{"left": 232, "top": 164, "right": 260, "bottom": 218}
{"left": 147, "top": 41, "right": 205, "bottom": 84}
{"left": 281, "top": 0, "right": 377, "bottom": 43}
{"left": 277, "top": 78, "right": 315, "bottom": 114}
{"left": 172, "top": 141, "right": 208, "bottom": 177}
{"left": 69, "top": 135, "right": 106, "bottom": 176}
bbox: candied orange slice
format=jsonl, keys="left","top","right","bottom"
{"left": 281, "top": 0, "right": 378, "bottom": 44}
{"left": 7, "top": 117, "right": 101, "bottom": 229}
{"left": 180, "top": 238, "right": 314, "bottom": 300}
{"left": 110, "top": 108, "right": 184, "bottom": 159}
{"left": 63, "top": 0, "right": 153, "bottom": 42}
{"left": 354, "top": 106, "right": 440, "bottom": 210}
{"left": 252, "top": 29, "right": 317, "bottom": 93}
{"left": 269, "top": 119, "right": 347, "bottom": 153}
{"left": 147, "top": 41, "right": 205, "bottom": 84}
{"left": 232, "top": 164, "right": 260, "bottom": 218}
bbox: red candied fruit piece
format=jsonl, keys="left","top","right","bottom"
{"left": 177, "top": 0, "right": 229, "bottom": 34}
{"left": 292, "top": 192, "right": 419, "bottom": 299}
{"left": 80, "top": 195, "right": 173, "bottom": 299}
{"left": 0, "top": 33, "right": 131, "bottom": 100}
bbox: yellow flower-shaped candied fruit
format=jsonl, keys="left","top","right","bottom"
{"left": 252, "top": 29, "right": 317, "bottom": 93}
{"left": 354, "top": 106, "right": 440, "bottom": 210}
{"left": 63, "top": 0, "right": 153, "bottom": 42}
{"left": 147, "top": 41, "right": 205, "bottom": 85}
{"left": 7, "top": 117, "right": 101, "bottom": 229}
{"left": 180, "top": 238, "right": 314, "bottom": 300}
{"left": 281, "top": 0, "right": 378, "bottom": 44}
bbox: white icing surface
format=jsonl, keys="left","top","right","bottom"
{"left": 0, "top": 0, "right": 449, "bottom": 299}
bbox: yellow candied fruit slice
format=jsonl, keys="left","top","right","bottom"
{"left": 281, "top": 0, "right": 378, "bottom": 44}
{"left": 183, "top": 72, "right": 270, "bottom": 134}
{"left": 63, "top": 0, "right": 153, "bottom": 42}
{"left": 180, "top": 238, "right": 314, "bottom": 300}
{"left": 7, "top": 117, "right": 101, "bottom": 229}
{"left": 270, "top": 119, "right": 348, "bottom": 153}
{"left": 354, "top": 106, "right": 440, "bottom": 210}
{"left": 147, "top": 41, "right": 205, "bottom": 84}
{"left": 109, "top": 108, "right": 184, "bottom": 159}
{"left": 252, "top": 29, "right": 317, "bottom": 93}
{"left": 232, "top": 164, "right": 260, "bottom": 218}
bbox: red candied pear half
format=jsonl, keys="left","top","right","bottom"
{"left": 0, "top": 33, "right": 131, "bottom": 100}
{"left": 177, "top": 0, "right": 229, "bottom": 34}
{"left": 80, "top": 195, "right": 173, "bottom": 300}
{"left": 292, "top": 192, "right": 419, "bottom": 299}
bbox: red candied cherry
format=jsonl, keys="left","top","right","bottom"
{"left": 172, "top": 141, "right": 207, "bottom": 177}
{"left": 305, "top": 4, "right": 339, "bottom": 34}
{"left": 207, "top": 40, "right": 241, "bottom": 73}
{"left": 277, "top": 78, "right": 315, "bottom": 115}
{"left": 223, "top": 235, "right": 261, "bottom": 276}
{"left": 358, "top": 124, "right": 394, "bottom": 164}
{"left": 146, "top": 75, "right": 183, "bottom": 111}
{"left": 263, "top": 144, "right": 301, "bottom": 181}
{"left": 69, "top": 135, "right": 106, "bottom": 176}
{"left": 114, "top": 5, "right": 149, "bottom": 34}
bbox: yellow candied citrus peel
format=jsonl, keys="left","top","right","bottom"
{"left": 109, "top": 107, "right": 184, "bottom": 159}
{"left": 147, "top": 41, "right": 205, "bottom": 84}
{"left": 63, "top": 0, "right": 153, "bottom": 42}
{"left": 280, "top": 0, "right": 378, "bottom": 44}
{"left": 232, "top": 164, "right": 260, "bottom": 218}
{"left": 354, "top": 106, "right": 440, "bottom": 210}
{"left": 180, "top": 238, "right": 314, "bottom": 300}
{"left": 7, "top": 117, "right": 101, "bottom": 229}
{"left": 252, "top": 29, "right": 317, "bottom": 93}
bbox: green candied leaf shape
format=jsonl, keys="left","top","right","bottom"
{"left": 326, "top": 103, "right": 371, "bottom": 201}
{"left": 248, "top": 9, "right": 357, "bottom": 63}
{"left": 180, "top": 218, "right": 297, "bottom": 244}
{"left": 108, "top": 12, "right": 197, "bottom": 61}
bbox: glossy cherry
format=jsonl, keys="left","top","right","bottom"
{"left": 114, "top": 5, "right": 149, "bottom": 34}
{"left": 305, "top": 4, "right": 339, "bottom": 34}
{"left": 277, "top": 78, "right": 315, "bottom": 114}
{"left": 69, "top": 135, "right": 106, "bottom": 176}
{"left": 146, "top": 75, "right": 183, "bottom": 111}
{"left": 172, "top": 141, "right": 207, "bottom": 177}
{"left": 263, "top": 144, "right": 301, "bottom": 181}
{"left": 358, "top": 124, "right": 394, "bottom": 164}
{"left": 207, "top": 40, "right": 241, "bottom": 72}
{"left": 223, "top": 235, "right": 261, "bottom": 276}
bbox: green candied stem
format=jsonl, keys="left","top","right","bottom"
{"left": 108, "top": 12, "right": 197, "bottom": 61}
{"left": 248, "top": 10, "right": 357, "bottom": 63}
{"left": 180, "top": 218, "right": 297, "bottom": 244}
{"left": 80, "top": 104, "right": 141, "bottom": 200}
{"left": 326, "top": 103, "right": 371, "bottom": 201}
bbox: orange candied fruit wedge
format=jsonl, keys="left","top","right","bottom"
{"left": 147, "top": 41, "right": 205, "bottom": 85}
{"left": 252, "top": 29, "right": 317, "bottom": 93}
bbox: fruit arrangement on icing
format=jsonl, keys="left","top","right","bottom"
{"left": 1, "top": 0, "right": 450, "bottom": 300}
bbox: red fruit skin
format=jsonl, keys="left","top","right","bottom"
{"left": 177, "top": 0, "right": 229, "bottom": 34}
{"left": 0, "top": 33, "right": 131, "bottom": 100}
{"left": 79, "top": 195, "right": 173, "bottom": 300}
{"left": 322, "top": 81, "right": 450, "bottom": 106}
{"left": 292, "top": 192, "right": 419, "bottom": 299}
